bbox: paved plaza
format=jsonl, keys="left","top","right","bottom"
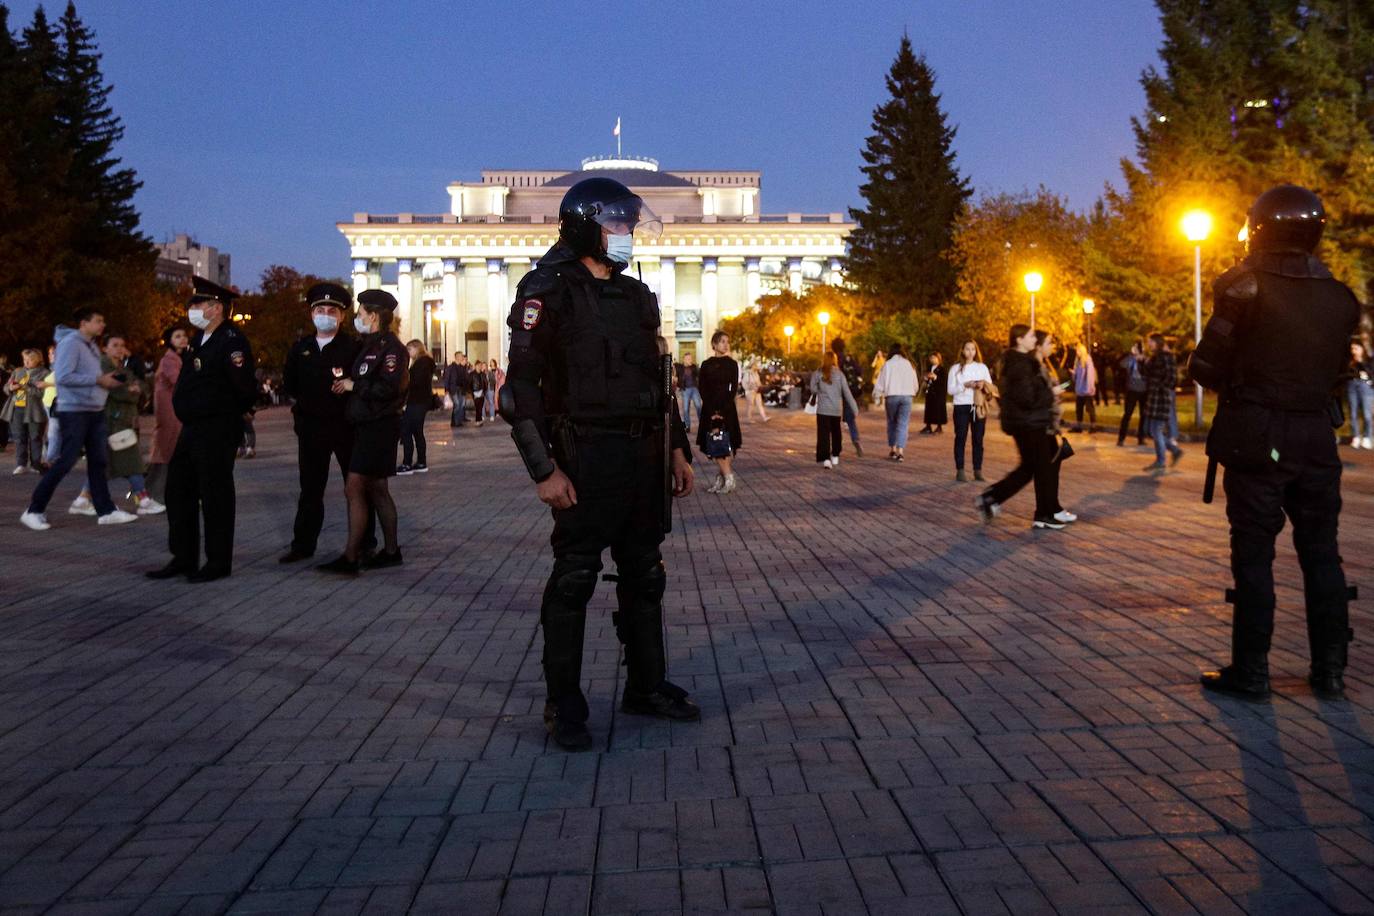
{"left": 0, "top": 406, "right": 1371, "bottom": 915}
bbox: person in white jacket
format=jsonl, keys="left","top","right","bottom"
{"left": 947, "top": 340, "right": 994, "bottom": 482}
{"left": 872, "top": 343, "right": 919, "bottom": 461}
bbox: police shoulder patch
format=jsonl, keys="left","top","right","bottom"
{"left": 521, "top": 299, "right": 544, "bottom": 330}
{"left": 230, "top": 351, "right": 245, "bottom": 368}
{"left": 1217, "top": 265, "right": 1258, "bottom": 301}
{"left": 384, "top": 353, "right": 398, "bottom": 370}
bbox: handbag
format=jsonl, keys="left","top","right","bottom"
{"left": 1053, "top": 435, "right": 1074, "bottom": 463}
{"left": 108, "top": 428, "right": 138, "bottom": 451}
{"left": 804, "top": 394, "right": 818, "bottom": 416}
{"left": 705, "top": 427, "right": 733, "bottom": 458}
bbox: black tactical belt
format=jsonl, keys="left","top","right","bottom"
{"left": 571, "top": 419, "right": 664, "bottom": 439}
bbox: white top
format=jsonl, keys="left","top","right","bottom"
{"left": 947, "top": 361, "right": 992, "bottom": 406}
{"left": 872, "top": 354, "right": 918, "bottom": 398}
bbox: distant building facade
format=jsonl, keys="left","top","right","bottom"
{"left": 155, "top": 234, "right": 231, "bottom": 288}
{"left": 154, "top": 256, "right": 193, "bottom": 287}
{"left": 336, "top": 157, "right": 853, "bottom": 362}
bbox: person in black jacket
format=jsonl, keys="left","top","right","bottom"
{"left": 976, "top": 324, "right": 1064, "bottom": 529}
{"left": 399, "top": 339, "right": 435, "bottom": 474}
{"left": 278, "top": 283, "right": 374, "bottom": 563}
{"left": 317, "top": 289, "right": 409, "bottom": 575}
{"left": 147, "top": 277, "right": 257, "bottom": 582}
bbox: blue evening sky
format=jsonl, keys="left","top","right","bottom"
{"left": 13, "top": 0, "right": 1163, "bottom": 289}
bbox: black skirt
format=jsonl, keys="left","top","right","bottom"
{"left": 349, "top": 416, "right": 400, "bottom": 478}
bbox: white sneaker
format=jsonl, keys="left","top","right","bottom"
{"left": 136, "top": 496, "right": 166, "bottom": 515}
{"left": 707, "top": 474, "right": 724, "bottom": 494}
{"left": 97, "top": 509, "right": 138, "bottom": 525}
{"left": 721, "top": 474, "right": 737, "bottom": 493}
{"left": 822, "top": 459, "right": 833, "bottom": 469}
{"left": 1053, "top": 510, "right": 1078, "bottom": 524}
{"left": 19, "top": 511, "right": 50, "bottom": 531}
{"left": 12, "top": 465, "right": 28, "bottom": 476}
{"left": 1364, "top": 437, "right": 1373, "bottom": 450}
{"left": 69, "top": 496, "right": 96, "bottom": 517}
{"left": 831, "top": 455, "right": 840, "bottom": 467}
{"left": 1351, "top": 438, "right": 1363, "bottom": 449}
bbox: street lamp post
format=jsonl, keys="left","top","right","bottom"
{"left": 1182, "top": 210, "right": 1213, "bottom": 429}
{"left": 1082, "top": 298, "right": 1096, "bottom": 356}
{"left": 783, "top": 324, "right": 795, "bottom": 356}
{"left": 817, "top": 311, "right": 830, "bottom": 354}
{"left": 1023, "top": 272, "right": 1043, "bottom": 327}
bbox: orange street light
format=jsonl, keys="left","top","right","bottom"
{"left": 1023, "top": 271, "right": 1043, "bottom": 326}
{"left": 1182, "top": 210, "right": 1212, "bottom": 427}
{"left": 783, "top": 324, "right": 795, "bottom": 355}
{"left": 817, "top": 312, "right": 830, "bottom": 353}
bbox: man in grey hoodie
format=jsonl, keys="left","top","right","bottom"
{"left": 20, "top": 308, "right": 139, "bottom": 530}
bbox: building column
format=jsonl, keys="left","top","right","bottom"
{"left": 440, "top": 259, "right": 459, "bottom": 359}
{"left": 487, "top": 258, "right": 509, "bottom": 363}
{"left": 827, "top": 258, "right": 844, "bottom": 286}
{"left": 657, "top": 257, "right": 676, "bottom": 313}
{"left": 787, "top": 257, "right": 804, "bottom": 296}
{"left": 351, "top": 259, "right": 369, "bottom": 299}
{"left": 745, "top": 257, "right": 762, "bottom": 308}
{"left": 701, "top": 257, "right": 719, "bottom": 338}
{"left": 397, "top": 259, "right": 417, "bottom": 340}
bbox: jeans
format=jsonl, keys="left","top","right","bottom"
{"left": 952, "top": 404, "right": 985, "bottom": 471}
{"left": 27, "top": 410, "right": 115, "bottom": 515}
{"left": 1118, "top": 389, "right": 1146, "bottom": 443}
{"left": 680, "top": 387, "right": 702, "bottom": 431}
{"left": 815, "top": 414, "right": 843, "bottom": 462}
{"left": 884, "top": 395, "right": 912, "bottom": 448}
{"left": 842, "top": 397, "right": 861, "bottom": 444}
{"left": 449, "top": 391, "right": 467, "bottom": 426}
{"left": 1348, "top": 379, "right": 1373, "bottom": 440}
{"left": 483, "top": 392, "right": 498, "bottom": 421}
{"left": 1150, "top": 416, "right": 1182, "bottom": 465}
{"left": 401, "top": 402, "right": 428, "bottom": 466}
{"left": 45, "top": 412, "right": 61, "bottom": 462}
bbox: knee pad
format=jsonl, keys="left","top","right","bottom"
{"left": 614, "top": 556, "right": 666, "bottom": 607}
{"left": 551, "top": 567, "right": 598, "bottom": 606}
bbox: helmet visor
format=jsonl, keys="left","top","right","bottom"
{"left": 593, "top": 193, "right": 663, "bottom": 242}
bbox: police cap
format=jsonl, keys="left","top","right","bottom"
{"left": 189, "top": 276, "right": 238, "bottom": 306}
{"left": 357, "top": 289, "right": 397, "bottom": 311}
{"left": 306, "top": 282, "right": 352, "bottom": 311}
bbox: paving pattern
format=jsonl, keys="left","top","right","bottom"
{"left": 0, "top": 406, "right": 1371, "bottom": 915}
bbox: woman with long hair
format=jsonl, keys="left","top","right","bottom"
{"left": 1348, "top": 340, "right": 1373, "bottom": 449}
{"left": 948, "top": 339, "right": 992, "bottom": 482}
{"left": 319, "top": 290, "right": 409, "bottom": 574}
{"left": 698, "top": 330, "right": 742, "bottom": 493}
{"left": 872, "top": 342, "right": 917, "bottom": 461}
{"left": 1071, "top": 342, "right": 1097, "bottom": 431}
{"left": 810, "top": 351, "right": 859, "bottom": 468}
{"left": 742, "top": 358, "right": 770, "bottom": 423}
{"left": 919, "top": 352, "right": 948, "bottom": 434}
{"left": 145, "top": 326, "right": 188, "bottom": 501}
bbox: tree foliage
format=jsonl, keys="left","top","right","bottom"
{"left": 845, "top": 36, "right": 971, "bottom": 314}
{"left": 0, "top": 2, "right": 154, "bottom": 356}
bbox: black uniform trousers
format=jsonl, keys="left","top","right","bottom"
{"left": 541, "top": 429, "right": 667, "bottom": 723}
{"left": 166, "top": 416, "right": 240, "bottom": 572}
{"left": 1222, "top": 411, "right": 1349, "bottom": 669}
{"left": 291, "top": 415, "right": 375, "bottom": 555}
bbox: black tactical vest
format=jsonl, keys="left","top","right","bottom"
{"left": 556, "top": 274, "right": 663, "bottom": 421}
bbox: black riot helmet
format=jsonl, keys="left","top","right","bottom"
{"left": 1245, "top": 185, "right": 1326, "bottom": 255}
{"left": 557, "top": 177, "right": 663, "bottom": 259}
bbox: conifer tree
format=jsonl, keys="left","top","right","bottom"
{"left": 846, "top": 36, "right": 970, "bottom": 313}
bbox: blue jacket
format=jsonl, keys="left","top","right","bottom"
{"left": 51, "top": 325, "right": 109, "bottom": 412}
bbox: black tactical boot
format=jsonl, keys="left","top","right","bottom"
{"left": 621, "top": 680, "right": 701, "bottom": 720}
{"left": 1309, "top": 628, "right": 1352, "bottom": 700}
{"left": 1200, "top": 664, "right": 1271, "bottom": 701}
{"left": 543, "top": 698, "right": 592, "bottom": 751}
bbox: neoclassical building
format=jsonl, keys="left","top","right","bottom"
{"left": 336, "top": 157, "right": 853, "bottom": 362}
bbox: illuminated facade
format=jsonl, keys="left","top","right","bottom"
{"left": 336, "top": 157, "right": 853, "bottom": 362}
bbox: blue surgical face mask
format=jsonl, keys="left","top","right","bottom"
{"left": 187, "top": 308, "right": 209, "bottom": 330}
{"left": 354, "top": 315, "right": 370, "bottom": 334}
{"left": 605, "top": 233, "right": 633, "bottom": 265}
{"left": 313, "top": 314, "right": 339, "bottom": 333}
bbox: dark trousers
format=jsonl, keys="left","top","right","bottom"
{"left": 1074, "top": 396, "right": 1096, "bottom": 425}
{"left": 952, "top": 404, "right": 985, "bottom": 471}
{"left": 291, "top": 415, "right": 374, "bottom": 555}
{"left": 542, "top": 432, "right": 668, "bottom": 722}
{"left": 166, "top": 416, "right": 240, "bottom": 572}
{"left": 987, "top": 429, "right": 1059, "bottom": 519}
{"left": 1118, "top": 390, "right": 1147, "bottom": 443}
{"left": 815, "top": 414, "right": 843, "bottom": 462}
{"left": 1222, "top": 413, "right": 1350, "bottom": 671}
{"left": 401, "top": 403, "right": 428, "bottom": 466}
{"left": 27, "top": 410, "right": 115, "bottom": 515}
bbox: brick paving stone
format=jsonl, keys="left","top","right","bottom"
{"left": 2, "top": 408, "right": 1372, "bottom": 912}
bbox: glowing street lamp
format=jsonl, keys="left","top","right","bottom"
{"left": 783, "top": 324, "right": 795, "bottom": 355}
{"left": 817, "top": 311, "right": 830, "bottom": 354}
{"left": 1182, "top": 209, "right": 1212, "bottom": 428}
{"left": 1023, "top": 271, "right": 1043, "bottom": 327}
{"left": 1082, "top": 298, "right": 1096, "bottom": 355}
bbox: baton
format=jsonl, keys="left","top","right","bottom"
{"left": 1202, "top": 455, "right": 1218, "bottom": 504}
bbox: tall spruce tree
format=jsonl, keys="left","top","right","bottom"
{"left": 846, "top": 36, "right": 970, "bottom": 313}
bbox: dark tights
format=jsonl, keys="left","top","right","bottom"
{"left": 344, "top": 472, "right": 397, "bottom": 560}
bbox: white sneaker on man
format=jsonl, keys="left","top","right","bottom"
{"left": 12, "top": 466, "right": 28, "bottom": 476}
{"left": 68, "top": 496, "right": 96, "bottom": 516}
{"left": 19, "top": 511, "right": 50, "bottom": 531}
{"left": 97, "top": 509, "right": 138, "bottom": 526}
{"left": 1053, "top": 510, "right": 1078, "bottom": 524}
{"left": 136, "top": 496, "right": 166, "bottom": 515}
{"left": 822, "top": 459, "right": 833, "bottom": 469}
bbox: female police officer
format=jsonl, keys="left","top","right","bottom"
{"left": 317, "top": 289, "right": 408, "bottom": 575}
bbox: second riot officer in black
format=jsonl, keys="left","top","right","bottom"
{"left": 501, "top": 177, "right": 699, "bottom": 750}
{"left": 1190, "top": 185, "right": 1362, "bottom": 700}
{"left": 147, "top": 277, "right": 257, "bottom": 583}
{"left": 279, "top": 282, "right": 375, "bottom": 563}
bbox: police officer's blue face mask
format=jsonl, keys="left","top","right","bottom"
{"left": 605, "top": 233, "right": 633, "bottom": 265}
{"left": 187, "top": 308, "right": 209, "bottom": 330}
{"left": 354, "top": 315, "right": 371, "bottom": 334}
{"left": 313, "top": 313, "right": 339, "bottom": 333}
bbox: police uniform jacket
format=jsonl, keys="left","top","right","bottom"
{"left": 503, "top": 243, "right": 690, "bottom": 473}
{"left": 283, "top": 332, "right": 362, "bottom": 421}
{"left": 346, "top": 332, "right": 408, "bottom": 425}
{"left": 173, "top": 322, "right": 256, "bottom": 424}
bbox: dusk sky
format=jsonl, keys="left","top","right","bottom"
{"left": 12, "top": 0, "right": 1164, "bottom": 289}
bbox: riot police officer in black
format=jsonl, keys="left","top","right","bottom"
{"left": 1190, "top": 185, "right": 1361, "bottom": 700}
{"left": 147, "top": 277, "right": 257, "bottom": 583}
{"left": 501, "top": 177, "right": 699, "bottom": 751}
{"left": 279, "top": 283, "right": 375, "bottom": 563}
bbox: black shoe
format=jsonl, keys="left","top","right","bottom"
{"left": 146, "top": 561, "right": 196, "bottom": 580}
{"left": 1200, "top": 665, "right": 1271, "bottom": 701}
{"left": 1116, "top": 439, "right": 1125, "bottom": 447}
{"left": 1309, "top": 671, "right": 1346, "bottom": 700}
{"left": 365, "top": 549, "right": 403, "bottom": 570}
{"left": 853, "top": 442, "right": 864, "bottom": 458}
{"left": 412, "top": 463, "right": 428, "bottom": 473}
{"left": 186, "top": 566, "right": 230, "bottom": 583}
{"left": 1170, "top": 447, "right": 1185, "bottom": 467}
{"left": 316, "top": 555, "right": 360, "bottom": 576}
{"left": 543, "top": 702, "right": 593, "bottom": 751}
{"left": 974, "top": 493, "right": 1000, "bottom": 523}
{"left": 620, "top": 681, "right": 701, "bottom": 721}
{"left": 396, "top": 464, "right": 414, "bottom": 476}
{"left": 278, "top": 548, "right": 314, "bottom": 564}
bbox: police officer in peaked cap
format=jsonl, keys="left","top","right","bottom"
{"left": 147, "top": 276, "right": 257, "bottom": 583}
{"left": 1190, "top": 185, "right": 1362, "bottom": 700}
{"left": 279, "top": 282, "right": 376, "bottom": 563}
{"left": 500, "top": 176, "right": 699, "bottom": 751}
